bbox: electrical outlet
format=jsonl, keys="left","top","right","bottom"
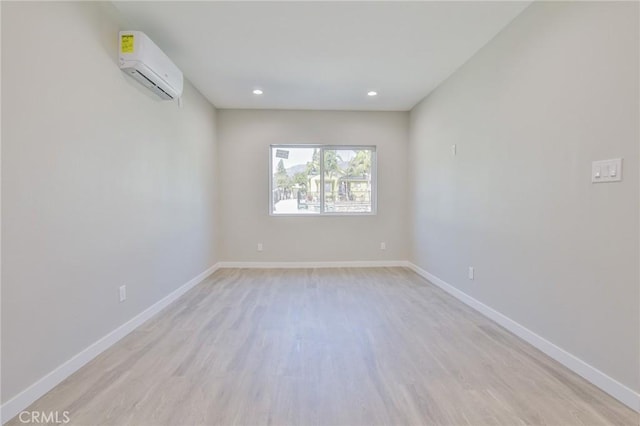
{"left": 380, "top": 242, "right": 386, "bottom": 250}
{"left": 468, "top": 267, "right": 474, "bottom": 280}
{"left": 257, "top": 243, "right": 263, "bottom": 252}
{"left": 119, "top": 285, "right": 127, "bottom": 302}
{"left": 452, "top": 144, "right": 457, "bottom": 156}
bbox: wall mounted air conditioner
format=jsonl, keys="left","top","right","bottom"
{"left": 118, "top": 31, "right": 183, "bottom": 101}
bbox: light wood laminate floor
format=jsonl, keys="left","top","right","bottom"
{"left": 9, "top": 268, "right": 638, "bottom": 425}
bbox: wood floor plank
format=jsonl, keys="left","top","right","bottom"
{"left": 8, "top": 267, "right": 638, "bottom": 425}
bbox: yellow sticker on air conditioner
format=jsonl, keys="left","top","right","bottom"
{"left": 121, "top": 34, "right": 134, "bottom": 53}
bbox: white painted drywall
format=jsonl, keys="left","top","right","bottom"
{"left": 409, "top": 1, "right": 639, "bottom": 392}
{"left": 113, "top": 1, "right": 531, "bottom": 111}
{"left": 217, "top": 109, "right": 409, "bottom": 262}
{"left": 1, "top": 2, "right": 219, "bottom": 402}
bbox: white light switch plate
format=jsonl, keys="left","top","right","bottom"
{"left": 592, "top": 158, "right": 622, "bottom": 183}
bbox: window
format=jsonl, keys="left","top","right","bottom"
{"left": 270, "top": 145, "right": 376, "bottom": 215}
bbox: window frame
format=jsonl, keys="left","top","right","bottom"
{"left": 269, "top": 144, "right": 377, "bottom": 217}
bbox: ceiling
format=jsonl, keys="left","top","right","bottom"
{"left": 113, "top": 1, "right": 531, "bottom": 111}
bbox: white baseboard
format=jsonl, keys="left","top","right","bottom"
{"left": 217, "top": 260, "right": 410, "bottom": 269}
{"left": 407, "top": 262, "right": 640, "bottom": 413}
{"left": 0, "top": 263, "right": 221, "bottom": 424}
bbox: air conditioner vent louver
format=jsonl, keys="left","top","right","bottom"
{"left": 132, "top": 70, "right": 174, "bottom": 100}
{"left": 135, "top": 70, "right": 156, "bottom": 86}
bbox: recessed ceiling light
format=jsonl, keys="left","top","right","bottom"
{"left": 253, "top": 89, "right": 263, "bottom": 95}
{"left": 367, "top": 91, "right": 378, "bottom": 97}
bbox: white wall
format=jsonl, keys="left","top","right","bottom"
{"left": 1, "top": 2, "right": 219, "bottom": 402}
{"left": 409, "top": 1, "right": 639, "bottom": 393}
{"left": 218, "top": 109, "right": 409, "bottom": 263}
